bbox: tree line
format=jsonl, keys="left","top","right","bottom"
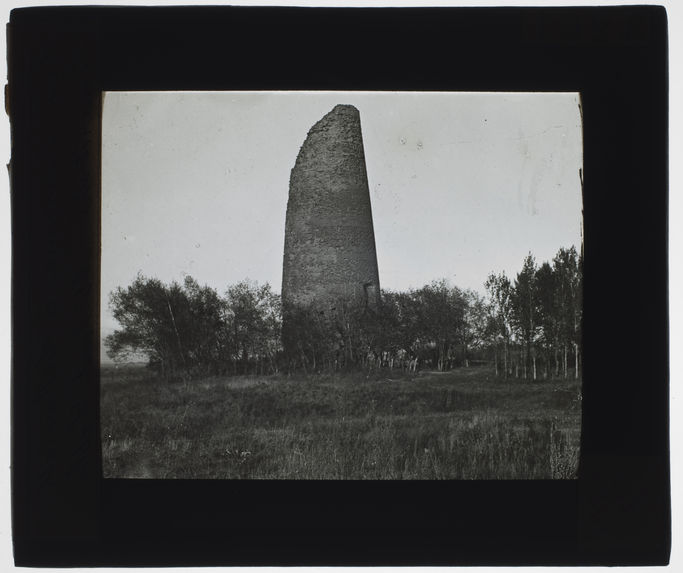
{"left": 105, "top": 246, "right": 581, "bottom": 381}
{"left": 105, "top": 276, "right": 281, "bottom": 378}
{"left": 484, "top": 246, "right": 582, "bottom": 380}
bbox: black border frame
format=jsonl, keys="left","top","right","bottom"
{"left": 9, "top": 5, "right": 669, "bottom": 566}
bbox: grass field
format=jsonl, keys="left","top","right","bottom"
{"left": 100, "top": 365, "right": 581, "bottom": 479}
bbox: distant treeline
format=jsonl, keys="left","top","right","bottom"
{"left": 105, "top": 246, "right": 581, "bottom": 380}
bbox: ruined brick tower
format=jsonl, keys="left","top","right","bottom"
{"left": 282, "top": 104, "right": 380, "bottom": 317}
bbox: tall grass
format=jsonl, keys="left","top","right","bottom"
{"left": 101, "top": 365, "right": 581, "bottom": 479}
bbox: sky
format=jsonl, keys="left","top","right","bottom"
{"left": 101, "top": 91, "right": 583, "bottom": 336}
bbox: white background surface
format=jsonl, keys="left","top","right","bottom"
{"left": 0, "top": 1, "right": 679, "bottom": 571}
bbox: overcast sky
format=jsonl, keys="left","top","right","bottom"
{"left": 101, "top": 91, "right": 583, "bottom": 335}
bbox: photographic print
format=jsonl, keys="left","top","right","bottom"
{"left": 9, "top": 4, "right": 669, "bottom": 565}
{"left": 100, "top": 91, "right": 583, "bottom": 480}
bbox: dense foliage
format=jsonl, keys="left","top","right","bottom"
{"left": 105, "top": 276, "right": 280, "bottom": 378}
{"left": 105, "top": 246, "right": 582, "bottom": 380}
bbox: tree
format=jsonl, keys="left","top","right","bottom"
{"left": 485, "top": 272, "right": 514, "bottom": 378}
{"left": 413, "top": 280, "right": 465, "bottom": 371}
{"left": 512, "top": 253, "right": 541, "bottom": 379}
{"left": 105, "top": 275, "right": 171, "bottom": 368}
{"left": 373, "top": 289, "right": 421, "bottom": 369}
{"left": 224, "top": 280, "right": 281, "bottom": 375}
{"left": 461, "top": 289, "right": 488, "bottom": 367}
{"left": 372, "top": 289, "right": 403, "bottom": 367}
{"left": 534, "top": 261, "right": 560, "bottom": 378}
{"left": 105, "top": 274, "right": 224, "bottom": 378}
{"left": 180, "top": 276, "right": 226, "bottom": 376}
{"left": 553, "top": 246, "right": 582, "bottom": 379}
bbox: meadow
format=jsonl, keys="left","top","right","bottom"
{"left": 100, "top": 365, "right": 581, "bottom": 480}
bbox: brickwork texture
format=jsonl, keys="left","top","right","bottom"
{"left": 282, "top": 104, "right": 380, "bottom": 314}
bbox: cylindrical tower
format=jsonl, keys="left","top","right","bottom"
{"left": 282, "top": 104, "right": 380, "bottom": 315}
